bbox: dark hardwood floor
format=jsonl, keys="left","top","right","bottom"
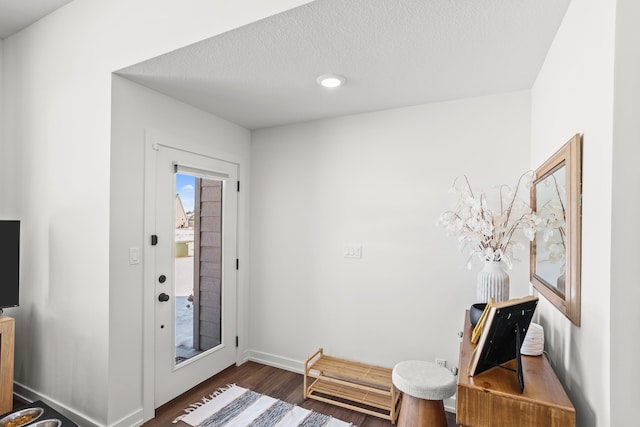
{"left": 143, "top": 361, "right": 459, "bottom": 426}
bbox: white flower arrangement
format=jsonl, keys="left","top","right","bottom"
{"left": 437, "top": 172, "right": 537, "bottom": 269}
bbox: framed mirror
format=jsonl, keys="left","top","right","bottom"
{"left": 530, "top": 134, "right": 582, "bottom": 326}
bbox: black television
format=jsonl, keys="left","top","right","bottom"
{"left": 0, "top": 220, "right": 20, "bottom": 309}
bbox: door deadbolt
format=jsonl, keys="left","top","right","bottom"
{"left": 158, "top": 275, "right": 166, "bottom": 283}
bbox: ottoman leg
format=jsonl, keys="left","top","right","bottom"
{"left": 397, "top": 393, "right": 447, "bottom": 427}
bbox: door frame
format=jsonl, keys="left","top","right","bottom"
{"left": 142, "top": 131, "right": 245, "bottom": 422}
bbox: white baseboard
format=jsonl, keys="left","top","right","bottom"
{"left": 444, "top": 397, "right": 456, "bottom": 413}
{"left": 13, "top": 382, "right": 144, "bottom": 427}
{"left": 243, "top": 349, "right": 457, "bottom": 414}
{"left": 244, "top": 349, "right": 305, "bottom": 374}
{"left": 107, "top": 409, "right": 144, "bottom": 427}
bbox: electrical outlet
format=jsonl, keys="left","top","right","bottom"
{"left": 436, "top": 358, "right": 446, "bottom": 368}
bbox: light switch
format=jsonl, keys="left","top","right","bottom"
{"left": 129, "top": 247, "right": 140, "bottom": 265}
{"left": 343, "top": 245, "right": 362, "bottom": 259}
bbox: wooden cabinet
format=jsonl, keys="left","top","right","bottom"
{"left": 0, "top": 316, "right": 14, "bottom": 414}
{"left": 456, "top": 311, "right": 575, "bottom": 427}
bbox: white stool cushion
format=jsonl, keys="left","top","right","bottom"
{"left": 392, "top": 360, "right": 457, "bottom": 400}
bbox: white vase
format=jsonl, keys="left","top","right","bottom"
{"left": 476, "top": 260, "right": 510, "bottom": 303}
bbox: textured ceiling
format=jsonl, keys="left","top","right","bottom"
{"left": 118, "top": 0, "right": 572, "bottom": 130}
{"left": 0, "top": 0, "right": 74, "bottom": 39}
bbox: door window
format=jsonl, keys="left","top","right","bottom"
{"left": 175, "top": 173, "right": 223, "bottom": 365}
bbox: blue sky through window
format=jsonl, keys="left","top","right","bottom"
{"left": 176, "top": 174, "right": 195, "bottom": 212}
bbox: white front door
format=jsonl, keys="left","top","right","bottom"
{"left": 151, "top": 144, "right": 238, "bottom": 408}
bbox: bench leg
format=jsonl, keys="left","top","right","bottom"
{"left": 397, "top": 393, "right": 447, "bottom": 427}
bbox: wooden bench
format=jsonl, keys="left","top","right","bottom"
{"left": 304, "top": 348, "right": 400, "bottom": 424}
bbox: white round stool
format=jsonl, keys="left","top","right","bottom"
{"left": 392, "top": 360, "right": 457, "bottom": 427}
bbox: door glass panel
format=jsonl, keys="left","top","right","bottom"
{"left": 175, "top": 173, "right": 223, "bottom": 365}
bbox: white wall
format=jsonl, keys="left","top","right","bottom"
{"left": 2, "top": 1, "right": 312, "bottom": 426}
{"left": 249, "top": 92, "right": 531, "bottom": 373}
{"left": 109, "top": 76, "right": 251, "bottom": 425}
{"left": 531, "top": 0, "right": 616, "bottom": 425}
{"left": 611, "top": 0, "right": 640, "bottom": 425}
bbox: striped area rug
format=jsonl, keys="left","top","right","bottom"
{"left": 174, "top": 384, "right": 355, "bottom": 427}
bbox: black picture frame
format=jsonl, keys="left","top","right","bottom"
{"left": 469, "top": 296, "right": 539, "bottom": 392}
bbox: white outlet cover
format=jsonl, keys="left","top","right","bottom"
{"left": 129, "top": 247, "right": 141, "bottom": 265}
{"left": 343, "top": 245, "right": 362, "bottom": 259}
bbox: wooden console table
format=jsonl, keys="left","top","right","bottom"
{"left": 456, "top": 311, "right": 575, "bottom": 427}
{"left": 0, "top": 316, "right": 15, "bottom": 414}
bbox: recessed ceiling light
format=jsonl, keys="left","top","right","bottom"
{"left": 317, "top": 74, "right": 346, "bottom": 88}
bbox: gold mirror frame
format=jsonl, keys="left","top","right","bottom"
{"left": 530, "top": 134, "right": 582, "bottom": 326}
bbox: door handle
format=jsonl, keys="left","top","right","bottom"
{"left": 158, "top": 293, "right": 170, "bottom": 302}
